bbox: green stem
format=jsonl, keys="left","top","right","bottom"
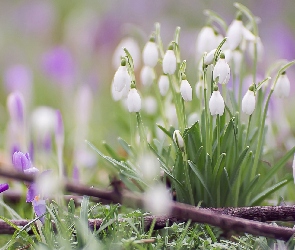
{"left": 183, "top": 151, "right": 195, "bottom": 205}
{"left": 244, "top": 115, "right": 252, "bottom": 148}
{"left": 217, "top": 115, "right": 220, "bottom": 158}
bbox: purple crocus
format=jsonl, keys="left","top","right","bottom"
{"left": 0, "top": 183, "right": 9, "bottom": 193}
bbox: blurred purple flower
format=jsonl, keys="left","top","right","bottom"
{"left": 72, "top": 165, "right": 79, "bottom": 182}
{"left": 12, "top": 151, "right": 32, "bottom": 172}
{"left": 32, "top": 198, "right": 46, "bottom": 224}
{"left": 0, "top": 183, "right": 9, "bottom": 193}
{"left": 4, "top": 65, "right": 32, "bottom": 96}
{"left": 42, "top": 47, "right": 75, "bottom": 86}
{"left": 7, "top": 92, "right": 25, "bottom": 125}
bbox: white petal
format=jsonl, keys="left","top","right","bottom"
{"left": 180, "top": 80, "right": 192, "bottom": 101}
{"left": 196, "top": 26, "right": 216, "bottom": 57}
{"left": 204, "top": 49, "right": 216, "bottom": 65}
{"left": 111, "top": 81, "right": 123, "bottom": 101}
{"left": 243, "top": 27, "right": 256, "bottom": 41}
{"left": 226, "top": 20, "right": 244, "bottom": 50}
{"left": 213, "top": 59, "right": 231, "bottom": 84}
{"left": 248, "top": 37, "right": 264, "bottom": 62}
{"left": 242, "top": 90, "right": 256, "bottom": 115}
{"left": 209, "top": 91, "right": 225, "bottom": 116}
{"left": 158, "top": 75, "right": 170, "bottom": 96}
{"left": 143, "top": 41, "right": 158, "bottom": 67}
{"left": 113, "top": 66, "right": 131, "bottom": 92}
{"left": 140, "top": 66, "right": 155, "bottom": 86}
{"left": 163, "top": 50, "right": 177, "bottom": 75}
{"left": 274, "top": 74, "right": 290, "bottom": 98}
{"left": 173, "top": 130, "right": 184, "bottom": 149}
{"left": 127, "top": 89, "right": 141, "bottom": 112}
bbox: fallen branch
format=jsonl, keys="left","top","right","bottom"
{"left": 0, "top": 167, "right": 294, "bottom": 241}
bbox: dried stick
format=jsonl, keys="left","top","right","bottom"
{"left": 0, "top": 167, "right": 294, "bottom": 241}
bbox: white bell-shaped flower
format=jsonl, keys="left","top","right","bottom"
{"left": 111, "top": 81, "right": 123, "bottom": 101}
{"left": 163, "top": 45, "right": 177, "bottom": 75}
{"left": 248, "top": 37, "right": 264, "bottom": 62}
{"left": 232, "top": 50, "right": 243, "bottom": 75}
{"left": 196, "top": 26, "right": 217, "bottom": 57}
{"left": 204, "top": 49, "right": 216, "bottom": 65}
{"left": 173, "top": 129, "right": 184, "bottom": 150}
{"left": 242, "top": 26, "right": 256, "bottom": 42}
{"left": 140, "top": 65, "right": 155, "bottom": 87}
{"left": 127, "top": 88, "right": 141, "bottom": 112}
{"left": 180, "top": 75, "right": 192, "bottom": 101}
{"left": 226, "top": 15, "right": 244, "bottom": 50}
{"left": 158, "top": 75, "right": 170, "bottom": 96}
{"left": 113, "top": 59, "right": 131, "bottom": 92}
{"left": 142, "top": 96, "right": 157, "bottom": 115}
{"left": 274, "top": 72, "right": 290, "bottom": 98}
{"left": 213, "top": 53, "right": 231, "bottom": 84}
{"left": 143, "top": 38, "right": 159, "bottom": 67}
{"left": 242, "top": 85, "right": 256, "bottom": 115}
{"left": 209, "top": 86, "right": 225, "bottom": 116}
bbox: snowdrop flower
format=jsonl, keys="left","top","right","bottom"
{"left": 127, "top": 87, "right": 141, "bottom": 112}
{"left": 188, "top": 112, "right": 199, "bottom": 126}
{"left": 242, "top": 26, "right": 256, "bottom": 42}
{"left": 274, "top": 71, "right": 290, "bottom": 98}
{"left": 163, "top": 44, "right": 177, "bottom": 75}
{"left": 112, "top": 37, "right": 140, "bottom": 70}
{"left": 140, "top": 65, "right": 155, "bottom": 87}
{"left": 226, "top": 13, "right": 244, "bottom": 50}
{"left": 158, "top": 75, "right": 170, "bottom": 96}
{"left": 142, "top": 37, "right": 158, "bottom": 67}
{"left": 209, "top": 85, "right": 225, "bottom": 116}
{"left": 242, "top": 85, "right": 256, "bottom": 115}
{"left": 144, "top": 184, "right": 172, "bottom": 216}
{"left": 137, "top": 153, "right": 160, "bottom": 182}
{"left": 248, "top": 37, "right": 264, "bottom": 62}
{"left": 204, "top": 49, "right": 216, "bottom": 65}
{"left": 111, "top": 81, "right": 123, "bottom": 101}
{"left": 113, "top": 58, "right": 131, "bottom": 92}
{"left": 232, "top": 50, "right": 243, "bottom": 75}
{"left": 196, "top": 26, "right": 220, "bottom": 58}
{"left": 180, "top": 75, "right": 192, "bottom": 101}
{"left": 213, "top": 53, "right": 230, "bottom": 84}
{"left": 143, "top": 96, "right": 157, "bottom": 115}
{"left": 173, "top": 130, "right": 184, "bottom": 150}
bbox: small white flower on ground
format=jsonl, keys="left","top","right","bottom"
{"left": 113, "top": 59, "right": 131, "bottom": 92}
{"left": 140, "top": 65, "right": 155, "bottom": 87}
{"left": 163, "top": 45, "right": 177, "bottom": 75}
{"left": 180, "top": 75, "right": 192, "bottom": 101}
{"left": 144, "top": 184, "right": 172, "bottom": 216}
{"left": 173, "top": 129, "right": 184, "bottom": 150}
{"left": 242, "top": 85, "right": 256, "bottom": 115}
{"left": 127, "top": 88, "right": 141, "bottom": 112}
{"left": 232, "top": 50, "right": 243, "bottom": 75}
{"left": 213, "top": 53, "right": 230, "bottom": 84}
{"left": 226, "top": 14, "right": 244, "bottom": 50}
{"left": 143, "top": 37, "right": 158, "bottom": 67}
{"left": 158, "top": 75, "right": 170, "bottom": 96}
{"left": 209, "top": 85, "right": 225, "bottom": 116}
{"left": 274, "top": 72, "right": 290, "bottom": 98}
{"left": 142, "top": 96, "right": 157, "bottom": 115}
{"left": 112, "top": 37, "right": 140, "bottom": 70}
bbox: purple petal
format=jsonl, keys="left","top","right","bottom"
{"left": 55, "top": 110, "right": 64, "bottom": 145}
{"left": 12, "top": 151, "right": 31, "bottom": 171}
{"left": 26, "top": 183, "right": 38, "bottom": 202}
{"left": 32, "top": 199, "right": 46, "bottom": 224}
{"left": 7, "top": 92, "right": 25, "bottom": 125}
{"left": 0, "top": 183, "right": 9, "bottom": 193}
{"left": 72, "top": 165, "right": 79, "bottom": 182}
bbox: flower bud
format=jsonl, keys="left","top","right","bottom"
{"left": 226, "top": 17, "right": 244, "bottom": 50}
{"left": 143, "top": 38, "right": 158, "bottom": 67}
{"left": 127, "top": 88, "right": 141, "bottom": 112}
{"left": 158, "top": 75, "right": 169, "bottom": 96}
{"left": 140, "top": 65, "right": 155, "bottom": 86}
{"left": 209, "top": 86, "right": 225, "bottom": 116}
{"left": 163, "top": 46, "right": 177, "bottom": 75}
{"left": 242, "top": 86, "right": 256, "bottom": 115}
{"left": 180, "top": 75, "right": 192, "bottom": 101}
{"left": 173, "top": 130, "right": 184, "bottom": 150}
{"left": 213, "top": 53, "right": 230, "bottom": 84}
{"left": 274, "top": 72, "right": 290, "bottom": 98}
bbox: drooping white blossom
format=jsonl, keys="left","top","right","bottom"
{"left": 226, "top": 18, "right": 244, "bottom": 50}
{"left": 232, "top": 50, "right": 243, "bottom": 75}
{"left": 143, "top": 38, "right": 159, "bottom": 67}
{"left": 204, "top": 49, "right": 216, "bottom": 65}
{"left": 163, "top": 46, "right": 177, "bottom": 75}
{"left": 274, "top": 72, "right": 290, "bottom": 98}
{"left": 158, "top": 75, "right": 170, "bottom": 96}
{"left": 213, "top": 54, "right": 231, "bottom": 84}
{"left": 127, "top": 88, "right": 141, "bottom": 112}
{"left": 173, "top": 129, "right": 184, "bottom": 150}
{"left": 137, "top": 153, "right": 160, "bottom": 182}
{"left": 196, "top": 26, "right": 218, "bottom": 57}
{"left": 242, "top": 26, "right": 256, "bottom": 42}
{"left": 209, "top": 87, "right": 225, "bottom": 116}
{"left": 113, "top": 60, "right": 131, "bottom": 92}
{"left": 140, "top": 65, "right": 155, "bottom": 87}
{"left": 242, "top": 86, "right": 256, "bottom": 115}
{"left": 180, "top": 77, "right": 192, "bottom": 101}
{"left": 111, "top": 81, "right": 123, "bottom": 101}
{"left": 142, "top": 96, "right": 157, "bottom": 115}
{"left": 248, "top": 37, "right": 264, "bottom": 62}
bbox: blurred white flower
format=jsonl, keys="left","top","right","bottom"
{"left": 137, "top": 153, "right": 160, "bottom": 182}
{"left": 242, "top": 26, "right": 256, "bottom": 42}
{"left": 140, "top": 66, "right": 155, "bottom": 87}
{"left": 274, "top": 72, "right": 290, "bottom": 98}
{"left": 31, "top": 106, "right": 56, "bottom": 138}
{"left": 143, "top": 39, "right": 158, "bottom": 67}
{"left": 173, "top": 130, "right": 184, "bottom": 150}
{"left": 232, "top": 50, "right": 243, "bottom": 75}
{"left": 188, "top": 112, "right": 199, "bottom": 126}
{"left": 112, "top": 37, "right": 140, "bottom": 70}
{"left": 226, "top": 18, "right": 244, "bottom": 50}
{"left": 127, "top": 88, "right": 141, "bottom": 112}
{"left": 180, "top": 78, "right": 192, "bottom": 101}
{"left": 248, "top": 37, "right": 264, "bottom": 62}
{"left": 209, "top": 88, "right": 225, "bottom": 116}
{"left": 143, "top": 96, "right": 157, "bottom": 115}
{"left": 204, "top": 49, "right": 216, "bottom": 65}
{"left": 144, "top": 184, "right": 172, "bottom": 216}
{"left": 36, "top": 171, "right": 62, "bottom": 198}
{"left": 113, "top": 63, "right": 131, "bottom": 92}
{"left": 213, "top": 54, "right": 230, "bottom": 84}
{"left": 111, "top": 81, "right": 123, "bottom": 101}
{"left": 196, "top": 26, "right": 218, "bottom": 58}
{"left": 163, "top": 48, "right": 177, "bottom": 75}
{"left": 158, "top": 75, "right": 170, "bottom": 96}
{"left": 242, "top": 87, "right": 256, "bottom": 115}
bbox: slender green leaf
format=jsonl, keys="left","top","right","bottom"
{"left": 118, "top": 137, "right": 135, "bottom": 158}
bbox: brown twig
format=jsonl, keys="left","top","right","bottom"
{"left": 0, "top": 167, "right": 295, "bottom": 241}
